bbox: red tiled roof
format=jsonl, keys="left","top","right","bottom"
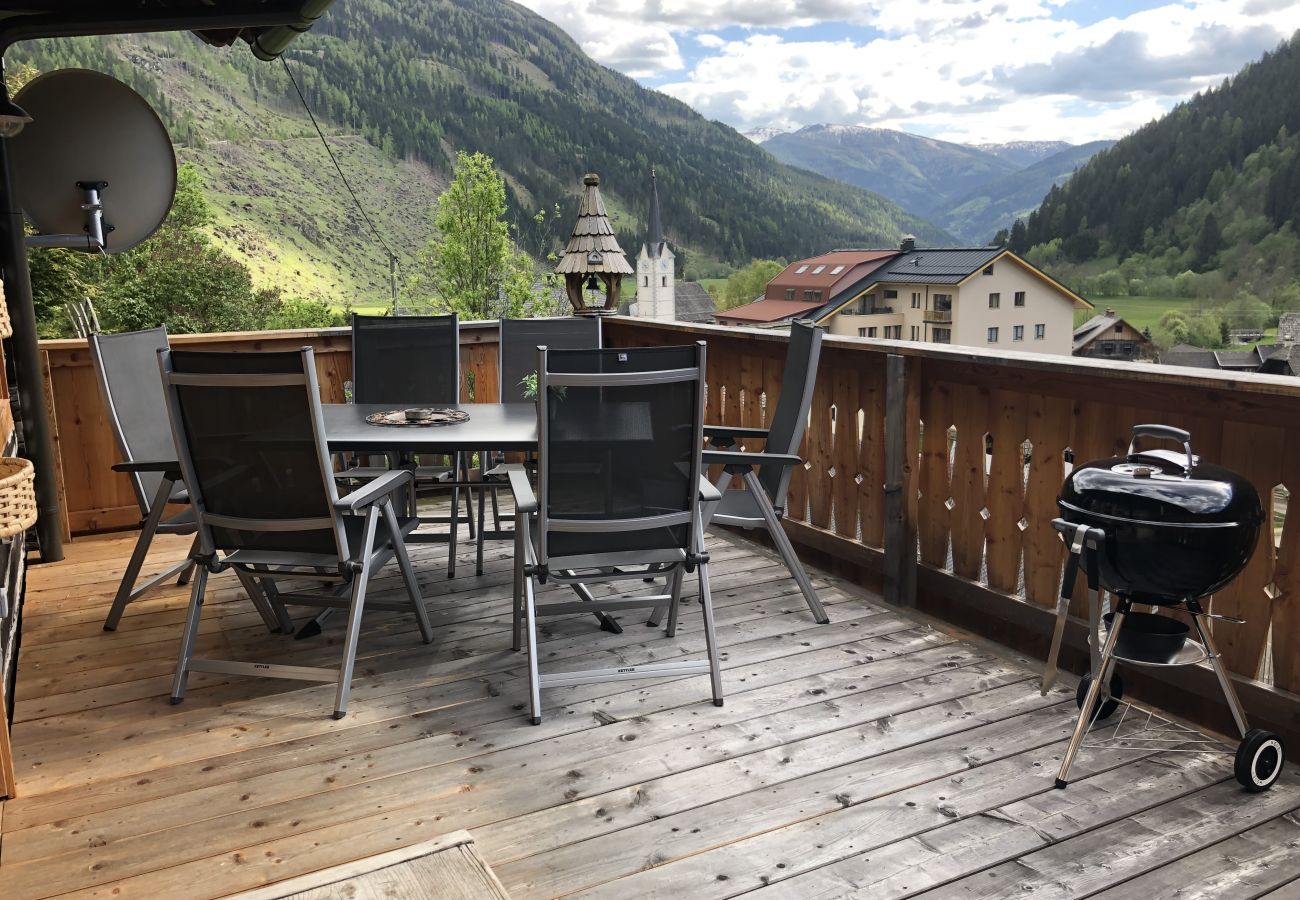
{"left": 715, "top": 298, "right": 824, "bottom": 324}
{"left": 764, "top": 250, "right": 899, "bottom": 300}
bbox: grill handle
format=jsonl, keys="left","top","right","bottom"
{"left": 1128, "top": 424, "right": 1193, "bottom": 474}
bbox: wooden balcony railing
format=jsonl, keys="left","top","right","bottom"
{"left": 35, "top": 316, "right": 1300, "bottom": 749}
{"left": 602, "top": 318, "right": 1300, "bottom": 750}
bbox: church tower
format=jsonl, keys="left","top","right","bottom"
{"left": 636, "top": 168, "right": 675, "bottom": 321}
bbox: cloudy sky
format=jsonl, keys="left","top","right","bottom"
{"left": 513, "top": 0, "right": 1300, "bottom": 145}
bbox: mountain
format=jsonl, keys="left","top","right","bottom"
{"left": 1015, "top": 30, "right": 1300, "bottom": 300}
{"left": 744, "top": 127, "right": 787, "bottom": 143}
{"left": 942, "top": 140, "right": 1116, "bottom": 243}
{"left": 974, "top": 141, "right": 1072, "bottom": 167}
{"left": 12, "top": 1, "right": 949, "bottom": 304}
{"left": 761, "top": 125, "right": 1018, "bottom": 220}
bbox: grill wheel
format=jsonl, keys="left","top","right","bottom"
{"left": 1235, "top": 729, "right": 1285, "bottom": 792}
{"left": 1075, "top": 671, "right": 1124, "bottom": 721}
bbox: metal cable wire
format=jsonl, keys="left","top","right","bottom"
{"left": 279, "top": 54, "right": 397, "bottom": 263}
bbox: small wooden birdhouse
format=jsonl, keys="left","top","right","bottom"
{"left": 555, "top": 173, "right": 633, "bottom": 316}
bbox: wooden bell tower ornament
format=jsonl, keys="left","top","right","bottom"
{"left": 556, "top": 173, "right": 633, "bottom": 316}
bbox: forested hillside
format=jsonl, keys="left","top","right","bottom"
{"left": 945, "top": 140, "right": 1115, "bottom": 244}
{"left": 12, "top": 0, "right": 946, "bottom": 304}
{"left": 1013, "top": 31, "right": 1300, "bottom": 304}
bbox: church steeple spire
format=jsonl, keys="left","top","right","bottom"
{"left": 647, "top": 166, "right": 663, "bottom": 256}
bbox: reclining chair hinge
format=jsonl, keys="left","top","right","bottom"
{"left": 685, "top": 550, "right": 710, "bottom": 573}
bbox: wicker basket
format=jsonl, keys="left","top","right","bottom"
{"left": 0, "top": 280, "right": 11, "bottom": 339}
{"left": 0, "top": 457, "right": 37, "bottom": 539}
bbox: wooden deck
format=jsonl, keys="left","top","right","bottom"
{"left": 3, "top": 523, "right": 1300, "bottom": 899}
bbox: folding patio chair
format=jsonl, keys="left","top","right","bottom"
{"left": 350, "top": 313, "right": 474, "bottom": 577}
{"left": 652, "top": 319, "right": 828, "bottom": 626}
{"left": 161, "top": 346, "right": 432, "bottom": 719}
{"left": 474, "top": 316, "right": 602, "bottom": 575}
{"left": 90, "top": 327, "right": 200, "bottom": 631}
{"left": 506, "top": 342, "right": 724, "bottom": 724}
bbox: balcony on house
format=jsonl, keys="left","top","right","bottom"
{"left": 3, "top": 317, "right": 1300, "bottom": 899}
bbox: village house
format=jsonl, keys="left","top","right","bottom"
{"left": 1072, "top": 308, "right": 1155, "bottom": 361}
{"left": 715, "top": 238, "right": 1090, "bottom": 357}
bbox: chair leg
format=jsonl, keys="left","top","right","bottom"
{"left": 523, "top": 568, "right": 543, "bottom": 725}
{"left": 234, "top": 568, "right": 281, "bottom": 634}
{"left": 385, "top": 498, "right": 433, "bottom": 644}
{"left": 448, "top": 453, "right": 462, "bottom": 579}
{"left": 512, "top": 512, "right": 525, "bottom": 652}
{"left": 105, "top": 476, "right": 175, "bottom": 631}
{"left": 695, "top": 522, "right": 724, "bottom": 707}
{"left": 491, "top": 479, "right": 502, "bottom": 532}
{"left": 742, "top": 470, "right": 829, "bottom": 624}
{"left": 177, "top": 536, "right": 199, "bottom": 585}
{"left": 476, "top": 453, "right": 487, "bottom": 576}
{"left": 664, "top": 566, "right": 685, "bottom": 638}
{"left": 333, "top": 506, "right": 380, "bottom": 719}
{"left": 169, "top": 564, "right": 209, "bottom": 705}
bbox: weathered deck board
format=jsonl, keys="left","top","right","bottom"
{"left": 2, "top": 522, "right": 1298, "bottom": 899}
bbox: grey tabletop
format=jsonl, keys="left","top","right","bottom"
{"left": 323, "top": 403, "right": 538, "bottom": 452}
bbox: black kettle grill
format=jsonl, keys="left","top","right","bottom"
{"left": 1044, "top": 425, "right": 1284, "bottom": 793}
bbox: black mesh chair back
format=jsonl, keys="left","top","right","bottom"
{"left": 89, "top": 327, "right": 175, "bottom": 511}
{"left": 499, "top": 317, "right": 601, "bottom": 403}
{"left": 759, "top": 319, "right": 823, "bottom": 507}
{"left": 351, "top": 313, "right": 459, "bottom": 404}
{"left": 163, "top": 348, "right": 343, "bottom": 559}
{"left": 538, "top": 344, "right": 705, "bottom": 568}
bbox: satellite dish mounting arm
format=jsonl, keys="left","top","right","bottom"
{"left": 25, "top": 180, "right": 111, "bottom": 251}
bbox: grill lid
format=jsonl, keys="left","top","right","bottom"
{"left": 1059, "top": 425, "right": 1262, "bottom": 528}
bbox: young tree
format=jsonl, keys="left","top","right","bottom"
{"left": 719, "top": 259, "right": 785, "bottom": 310}
{"left": 407, "top": 151, "right": 536, "bottom": 319}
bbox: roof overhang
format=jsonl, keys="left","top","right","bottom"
{"left": 0, "top": 1, "right": 334, "bottom": 59}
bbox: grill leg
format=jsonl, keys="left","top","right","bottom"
{"left": 169, "top": 564, "right": 209, "bottom": 705}
{"left": 1189, "top": 600, "right": 1251, "bottom": 738}
{"left": 1057, "top": 603, "right": 1127, "bottom": 788}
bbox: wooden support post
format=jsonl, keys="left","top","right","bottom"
{"left": 883, "top": 353, "right": 917, "bottom": 607}
{"left": 0, "top": 667, "right": 16, "bottom": 799}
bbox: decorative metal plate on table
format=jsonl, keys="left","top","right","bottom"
{"left": 365, "top": 407, "right": 471, "bottom": 427}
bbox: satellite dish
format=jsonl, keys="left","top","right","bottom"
{"left": 12, "top": 68, "right": 176, "bottom": 253}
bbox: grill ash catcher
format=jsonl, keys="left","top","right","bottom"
{"left": 1043, "top": 424, "right": 1285, "bottom": 792}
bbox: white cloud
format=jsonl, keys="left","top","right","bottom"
{"left": 514, "top": 0, "right": 1300, "bottom": 142}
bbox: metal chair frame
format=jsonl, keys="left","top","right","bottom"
{"left": 89, "top": 327, "right": 200, "bottom": 631}
{"left": 506, "top": 342, "right": 723, "bottom": 725}
{"left": 160, "top": 346, "right": 432, "bottom": 719}
{"left": 653, "top": 320, "right": 828, "bottom": 626}
{"left": 349, "top": 313, "right": 474, "bottom": 578}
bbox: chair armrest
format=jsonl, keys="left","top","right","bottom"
{"left": 698, "top": 476, "right": 721, "bottom": 503}
{"left": 704, "top": 424, "right": 769, "bottom": 447}
{"left": 333, "top": 469, "right": 414, "bottom": 511}
{"left": 702, "top": 449, "right": 802, "bottom": 472}
{"left": 113, "top": 459, "right": 181, "bottom": 475}
{"left": 503, "top": 463, "right": 537, "bottom": 514}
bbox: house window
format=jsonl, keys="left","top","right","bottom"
{"left": 812, "top": 290, "right": 822, "bottom": 301}
{"left": 884, "top": 325, "right": 901, "bottom": 339}
{"left": 867, "top": 327, "right": 878, "bottom": 338}
{"left": 804, "top": 290, "right": 814, "bottom": 300}
{"left": 989, "top": 292, "right": 1000, "bottom": 309}
{"left": 910, "top": 325, "right": 919, "bottom": 340}
{"left": 987, "top": 327, "right": 999, "bottom": 343}
{"left": 1013, "top": 325, "right": 1024, "bottom": 341}
{"left": 795, "top": 265, "right": 809, "bottom": 274}
{"left": 662, "top": 276, "right": 668, "bottom": 287}
{"left": 643, "top": 276, "right": 649, "bottom": 287}
{"left": 1115, "top": 324, "right": 1124, "bottom": 335}
{"left": 983, "top": 265, "right": 994, "bottom": 275}
{"left": 933, "top": 328, "right": 951, "bottom": 344}
{"left": 857, "top": 293, "right": 876, "bottom": 314}
{"left": 1102, "top": 342, "right": 1114, "bottom": 355}
{"left": 785, "top": 288, "right": 795, "bottom": 300}
{"left": 911, "top": 292, "right": 921, "bottom": 309}
{"left": 1014, "top": 291, "right": 1025, "bottom": 307}
{"left": 812, "top": 265, "right": 826, "bottom": 274}
{"left": 1035, "top": 324, "right": 1046, "bottom": 339}
{"left": 858, "top": 328, "right": 867, "bottom": 337}
{"left": 830, "top": 265, "right": 845, "bottom": 275}
{"left": 884, "top": 289, "right": 898, "bottom": 299}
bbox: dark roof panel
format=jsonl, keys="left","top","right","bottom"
{"left": 871, "top": 247, "right": 1005, "bottom": 284}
